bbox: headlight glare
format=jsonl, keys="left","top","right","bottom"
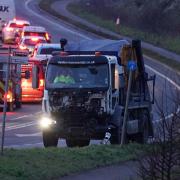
{"left": 40, "top": 117, "right": 56, "bottom": 129}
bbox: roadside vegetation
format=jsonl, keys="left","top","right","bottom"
{"left": 0, "top": 144, "right": 146, "bottom": 180}
{"left": 68, "top": 0, "right": 180, "bottom": 54}
{"left": 39, "top": 0, "right": 180, "bottom": 72}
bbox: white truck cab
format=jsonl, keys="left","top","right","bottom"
{"left": 0, "top": 0, "right": 15, "bottom": 37}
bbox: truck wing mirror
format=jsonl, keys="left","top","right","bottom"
{"left": 32, "top": 65, "right": 39, "bottom": 89}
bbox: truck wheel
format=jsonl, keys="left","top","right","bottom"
{"left": 66, "top": 139, "right": 90, "bottom": 147}
{"left": 110, "top": 126, "right": 121, "bottom": 144}
{"left": 135, "top": 121, "right": 149, "bottom": 144}
{"left": 42, "top": 131, "right": 58, "bottom": 147}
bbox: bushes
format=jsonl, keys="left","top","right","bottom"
{"left": 80, "top": 0, "right": 180, "bottom": 36}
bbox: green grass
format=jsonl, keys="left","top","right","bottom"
{"left": 0, "top": 144, "right": 146, "bottom": 180}
{"left": 143, "top": 49, "right": 180, "bottom": 72}
{"left": 39, "top": 0, "right": 180, "bottom": 72}
{"left": 39, "top": 0, "right": 116, "bottom": 39}
{"left": 67, "top": 2, "right": 180, "bottom": 54}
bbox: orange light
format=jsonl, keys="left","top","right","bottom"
{"left": 13, "top": 18, "right": 17, "bottom": 21}
{"left": 39, "top": 79, "right": 44, "bottom": 87}
{"left": 4, "top": 92, "right": 12, "bottom": 102}
{"left": 19, "top": 45, "right": 27, "bottom": 50}
{"left": 95, "top": 51, "right": 101, "bottom": 56}
{"left": 45, "top": 33, "right": 49, "bottom": 40}
{"left": 31, "top": 37, "right": 39, "bottom": 41}
{"left": 6, "top": 27, "right": 13, "bottom": 32}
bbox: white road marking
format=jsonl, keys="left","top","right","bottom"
{"left": 154, "top": 107, "right": 180, "bottom": 123}
{"left": 25, "top": 0, "right": 91, "bottom": 40}
{"left": 9, "top": 111, "right": 42, "bottom": 121}
{"left": 0, "top": 121, "right": 37, "bottom": 132}
{"left": 145, "top": 64, "right": 180, "bottom": 90}
{"left": 26, "top": 0, "right": 180, "bottom": 90}
{"left": 15, "top": 132, "right": 41, "bottom": 137}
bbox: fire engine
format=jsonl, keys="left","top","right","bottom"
{"left": 21, "top": 59, "right": 46, "bottom": 102}
{"left": 0, "top": 47, "right": 28, "bottom": 111}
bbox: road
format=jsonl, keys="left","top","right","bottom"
{"left": 0, "top": 0, "right": 179, "bottom": 149}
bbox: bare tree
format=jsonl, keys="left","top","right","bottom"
{"left": 138, "top": 79, "right": 180, "bottom": 180}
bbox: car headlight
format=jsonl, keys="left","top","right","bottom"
{"left": 39, "top": 117, "right": 56, "bottom": 129}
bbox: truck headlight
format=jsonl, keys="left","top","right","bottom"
{"left": 40, "top": 117, "right": 56, "bottom": 129}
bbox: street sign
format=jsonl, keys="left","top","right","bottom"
{"left": 128, "top": 60, "right": 137, "bottom": 71}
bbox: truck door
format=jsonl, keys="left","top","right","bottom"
{"left": 110, "top": 64, "right": 119, "bottom": 113}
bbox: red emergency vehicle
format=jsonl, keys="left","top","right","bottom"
{"left": 0, "top": 47, "right": 28, "bottom": 111}
{"left": 21, "top": 59, "right": 46, "bottom": 102}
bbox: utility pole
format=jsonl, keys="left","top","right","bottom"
{"left": 120, "top": 60, "right": 136, "bottom": 146}
{"left": 1, "top": 47, "right": 11, "bottom": 155}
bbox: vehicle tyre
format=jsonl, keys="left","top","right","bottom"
{"left": 66, "top": 139, "right": 90, "bottom": 147}
{"left": 135, "top": 122, "right": 149, "bottom": 144}
{"left": 110, "top": 126, "right": 121, "bottom": 144}
{"left": 42, "top": 131, "right": 58, "bottom": 147}
{"left": 133, "top": 112, "right": 149, "bottom": 144}
{"left": 110, "top": 106, "right": 125, "bottom": 144}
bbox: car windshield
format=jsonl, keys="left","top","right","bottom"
{"left": 24, "top": 39, "right": 46, "bottom": 46}
{"left": 46, "top": 64, "right": 109, "bottom": 89}
{"left": 39, "top": 47, "right": 61, "bottom": 55}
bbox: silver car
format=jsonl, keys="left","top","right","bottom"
{"left": 18, "top": 36, "right": 47, "bottom": 54}
{"left": 31, "top": 43, "right": 61, "bottom": 60}
{"left": 2, "top": 19, "right": 30, "bottom": 44}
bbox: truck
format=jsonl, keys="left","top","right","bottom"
{"left": 0, "top": 47, "right": 28, "bottom": 111}
{"left": 0, "top": 0, "right": 15, "bottom": 38}
{"left": 21, "top": 59, "right": 46, "bottom": 102}
{"left": 32, "top": 39, "right": 155, "bottom": 147}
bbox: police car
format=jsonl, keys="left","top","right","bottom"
{"left": 2, "top": 19, "right": 30, "bottom": 44}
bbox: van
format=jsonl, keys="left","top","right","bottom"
{"left": 21, "top": 26, "right": 51, "bottom": 43}
{"left": 0, "top": 0, "right": 15, "bottom": 37}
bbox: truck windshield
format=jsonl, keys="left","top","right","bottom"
{"left": 46, "top": 64, "right": 109, "bottom": 89}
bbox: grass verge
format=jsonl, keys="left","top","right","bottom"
{"left": 0, "top": 144, "right": 146, "bottom": 180}
{"left": 39, "top": 0, "right": 180, "bottom": 72}
{"left": 143, "top": 49, "right": 180, "bottom": 72}
{"left": 67, "top": 2, "right": 180, "bottom": 55}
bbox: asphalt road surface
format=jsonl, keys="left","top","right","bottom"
{"left": 0, "top": 0, "right": 179, "bottom": 149}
